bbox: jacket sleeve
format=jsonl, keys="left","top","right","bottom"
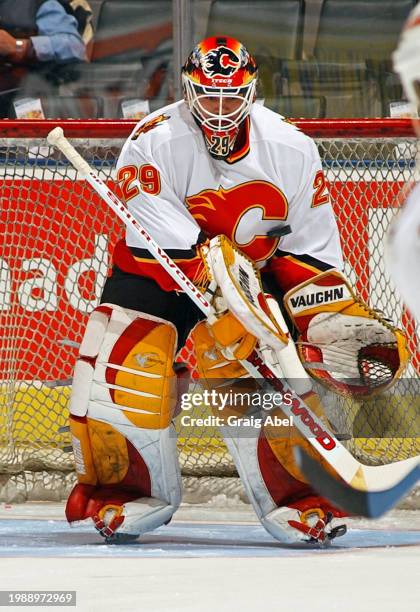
{"left": 33, "top": 0, "right": 86, "bottom": 62}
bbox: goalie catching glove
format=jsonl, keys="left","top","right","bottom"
{"left": 284, "top": 270, "right": 409, "bottom": 396}
{"left": 200, "top": 235, "right": 289, "bottom": 360}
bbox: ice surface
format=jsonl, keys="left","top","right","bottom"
{"left": 0, "top": 503, "right": 419, "bottom": 611}
{"left": 1, "top": 518, "right": 420, "bottom": 558}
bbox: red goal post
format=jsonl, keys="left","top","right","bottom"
{"left": 0, "top": 118, "right": 419, "bottom": 503}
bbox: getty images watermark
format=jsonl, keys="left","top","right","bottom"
{"left": 179, "top": 389, "right": 294, "bottom": 428}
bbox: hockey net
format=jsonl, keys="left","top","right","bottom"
{"left": 0, "top": 119, "right": 419, "bottom": 507}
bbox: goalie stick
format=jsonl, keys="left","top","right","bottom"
{"left": 294, "top": 447, "right": 420, "bottom": 518}
{"left": 47, "top": 127, "right": 419, "bottom": 504}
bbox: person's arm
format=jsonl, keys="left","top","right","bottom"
{"left": 114, "top": 137, "right": 206, "bottom": 291}
{"left": 0, "top": 30, "right": 35, "bottom": 63}
{"left": 267, "top": 137, "right": 406, "bottom": 399}
{"left": 32, "top": 0, "right": 86, "bottom": 62}
{"left": 385, "top": 183, "right": 420, "bottom": 322}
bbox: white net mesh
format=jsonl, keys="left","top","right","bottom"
{"left": 0, "top": 120, "right": 419, "bottom": 504}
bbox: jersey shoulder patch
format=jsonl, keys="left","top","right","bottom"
{"left": 127, "top": 101, "right": 194, "bottom": 153}
{"left": 131, "top": 114, "right": 170, "bottom": 141}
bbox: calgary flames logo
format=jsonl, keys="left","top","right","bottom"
{"left": 186, "top": 181, "right": 289, "bottom": 262}
{"left": 131, "top": 114, "right": 169, "bottom": 141}
{"left": 202, "top": 46, "right": 240, "bottom": 78}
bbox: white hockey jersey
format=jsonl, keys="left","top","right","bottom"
{"left": 114, "top": 100, "right": 343, "bottom": 291}
{"left": 385, "top": 182, "right": 420, "bottom": 321}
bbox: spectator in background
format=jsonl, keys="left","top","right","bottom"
{"left": 0, "top": 0, "right": 89, "bottom": 117}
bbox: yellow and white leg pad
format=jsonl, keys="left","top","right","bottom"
{"left": 192, "top": 304, "right": 343, "bottom": 544}
{"left": 191, "top": 322, "right": 315, "bottom": 543}
{"left": 68, "top": 303, "right": 182, "bottom": 537}
{"left": 219, "top": 430, "right": 346, "bottom": 544}
{"left": 216, "top": 430, "right": 312, "bottom": 544}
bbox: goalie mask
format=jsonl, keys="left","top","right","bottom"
{"left": 393, "top": 4, "right": 420, "bottom": 135}
{"left": 182, "top": 36, "right": 258, "bottom": 159}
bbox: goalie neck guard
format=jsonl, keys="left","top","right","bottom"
{"left": 181, "top": 36, "right": 258, "bottom": 160}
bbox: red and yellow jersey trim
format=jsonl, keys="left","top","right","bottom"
{"left": 267, "top": 252, "right": 333, "bottom": 293}
{"left": 113, "top": 239, "right": 204, "bottom": 292}
{"left": 225, "top": 116, "right": 250, "bottom": 164}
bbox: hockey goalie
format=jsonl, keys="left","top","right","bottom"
{"left": 65, "top": 36, "right": 408, "bottom": 545}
